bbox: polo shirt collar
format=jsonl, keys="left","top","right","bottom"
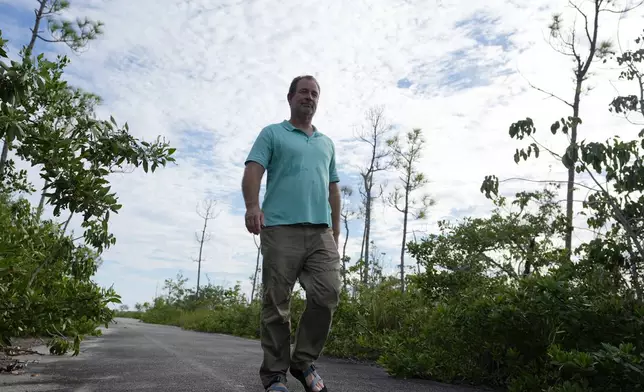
{"left": 282, "top": 120, "right": 320, "bottom": 137}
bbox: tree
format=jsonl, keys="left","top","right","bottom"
{"left": 488, "top": 0, "right": 635, "bottom": 258}
{"left": 0, "top": 191, "right": 121, "bottom": 354}
{"left": 0, "top": 3, "right": 177, "bottom": 253}
{"left": 0, "top": 0, "right": 103, "bottom": 180}
{"left": 163, "top": 271, "right": 190, "bottom": 306}
{"left": 386, "top": 128, "right": 434, "bottom": 293}
{"left": 482, "top": 28, "right": 644, "bottom": 302}
{"left": 0, "top": 3, "right": 177, "bottom": 355}
{"left": 568, "top": 29, "right": 644, "bottom": 299}
{"left": 409, "top": 185, "right": 568, "bottom": 301}
{"left": 340, "top": 185, "right": 356, "bottom": 289}
{"left": 194, "top": 199, "right": 220, "bottom": 298}
{"left": 355, "top": 106, "right": 392, "bottom": 283}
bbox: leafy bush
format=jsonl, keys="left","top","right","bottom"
{"left": 0, "top": 193, "right": 120, "bottom": 354}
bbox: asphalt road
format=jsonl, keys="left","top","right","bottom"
{"left": 1, "top": 318, "right": 487, "bottom": 392}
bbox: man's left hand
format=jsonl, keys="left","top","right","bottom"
{"left": 333, "top": 231, "right": 340, "bottom": 248}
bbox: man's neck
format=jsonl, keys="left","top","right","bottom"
{"left": 289, "top": 115, "right": 314, "bottom": 134}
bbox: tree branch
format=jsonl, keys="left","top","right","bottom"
{"left": 568, "top": 0, "right": 592, "bottom": 44}
{"left": 599, "top": 0, "right": 644, "bottom": 13}
{"left": 499, "top": 177, "right": 600, "bottom": 192}
{"left": 518, "top": 69, "right": 574, "bottom": 107}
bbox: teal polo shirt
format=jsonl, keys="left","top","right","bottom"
{"left": 245, "top": 120, "right": 340, "bottom": 227}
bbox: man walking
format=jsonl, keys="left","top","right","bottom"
{"left": 241, "top": 75, "right": 342, "bottom": 392}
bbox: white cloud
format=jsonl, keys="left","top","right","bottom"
{"left": 3, "top": 0, "right": 644, "bottom": 306}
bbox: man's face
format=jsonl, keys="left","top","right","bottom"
{"left": 289, "top": 78, "right": 319, "bottom": 116}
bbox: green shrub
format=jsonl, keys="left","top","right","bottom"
{"left": 376, "top": 272, "right": 644, "bottom": 391}
{"left": 0, "top": 193, "right": 120, "bottom": 355}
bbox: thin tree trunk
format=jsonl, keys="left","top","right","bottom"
{"left": 523, "top": 238, "right": 535, "bottom": 277}
{"left": 1, "top": 1, "right": 47, "bottom": 184}
{"left": 35, "top": 180, "right": 49, "bottom": 220}
{"left": 28, "top": 0, "right": 47, "bottom": 209}
{"left": 359, "top": 222, "right": 366, "bottom": 266}
{"left": 400, "top": 191, "right": 409, "bottom": 294}
{"left": 626, "top": 236, "right": 642, "bottom": 300}
{"left": 412, "top": 230, "right": 421, "bottom": 274}
{"left": 563, "top": 0, "right": 601, "bottom": 258}
{"left": 196, "top": 212, "right": 209, "bottom": 297}
{"left": 27, "top": 0, "right": 47, "bottom": 55}
{"left": 62, "top": 212, "right": 73, "bottom": 234}
{"left": 0, "top": 141, "right": 8, "bottom": 180}
{"left": 363, "top": 191, "right": 372, "bottom": 284}
{"left": 342, "top": 214, "right": 350, "bottom": 289}
{"left": 564, "top": 79, "right": 581, "bottom": 257}
{"left": 251, "top": 237, "right": 261, "bottom": 303}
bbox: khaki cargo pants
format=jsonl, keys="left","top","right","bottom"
{"left": 258, "top": 224, "right": 342, "bottom": 388}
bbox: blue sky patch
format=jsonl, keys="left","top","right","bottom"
{"left": 0, "top": 2, "right": 65, "bottom": 55}
{"left": 397, "top": 10, "right": 516, "bottom": 94}
{"left": 397, "top": 78, "right": 412, "bottom": 89}
{"left": 454, "top": 12, "right": 515, "bottom": 51}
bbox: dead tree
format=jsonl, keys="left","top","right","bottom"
{"left": 355, "top": 106, "right": 392, "bottom": 284}
{"left": 194, "top": 199, "right": 220, "bottom": 297}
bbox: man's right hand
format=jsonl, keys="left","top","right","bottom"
{"left": 245, "top": 206, "right": 264, "bottom": 234}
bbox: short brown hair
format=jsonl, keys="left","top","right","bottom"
{"left": 288, "top": 75, "right": 320, "bottom": 98}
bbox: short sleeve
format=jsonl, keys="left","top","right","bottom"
{"left": 245, "top": 127, "right": 273, "bottom": 169}
{"left": 329, "top": 140, "right": 339, "bottom": 183}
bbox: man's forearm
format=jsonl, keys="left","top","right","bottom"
{"left": 329, "top": 182, "right": 341, "bottom": 234}
{"left": 242, "top": 163, "right": 264, "bottom": 208}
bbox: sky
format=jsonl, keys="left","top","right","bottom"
{"left": 1, "top": 0, "right": 643, "bottom": 307}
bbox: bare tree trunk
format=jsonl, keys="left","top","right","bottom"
{"left": 359, "top": 221, "right": 366, "bottom": 282}
{"left": 339, "top": 185, "right": 354, "bottom": 290}
{"left": 626, "top": 227, "right": 642, "bottom": 300}
{"left": 386, "top": 128, "right": 430, "bottom": 292}
{"left": 416, "top": 241, "right": 421, "bottom": 274}
{"left": 363, "top": 194, "right": 371, "bottom": 284}
{"left": 400, "top": 189, "right": 409, "bottom": 293}
{"left": 195, "top": 200, "right": 219, "bottom": 297}
{"left": 251, "top": 235, "right": 261, "bottom": 303}
{"left": 0, "top": 141, "right": 8, "bottom": 181}
{"left": 36, "top": 180, "right": 49, "bottom": 220}
{"left": 564, "top": 78, "right": 582, "bottom": 256}
{"left": 196, "top": 216, "right": 207, "bottom": 297}
{"left": 342, "top": 214, "right": 350, "bottom": 288}
{"left": 27, "top": 0, "right": 48, "bottom": 55}
{"left": 355, "top": 106, "right": 392, "bottom": 284}
{"left": 62, "top": 212, "right": 73, "bottom": 234}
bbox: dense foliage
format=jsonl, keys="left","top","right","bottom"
{"left": 0, "top": 12, "right": 175, "bottom": 356}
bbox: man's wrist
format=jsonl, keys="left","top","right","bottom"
{"left": 245, "top": 201, "right": 260, "bottom": 210}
